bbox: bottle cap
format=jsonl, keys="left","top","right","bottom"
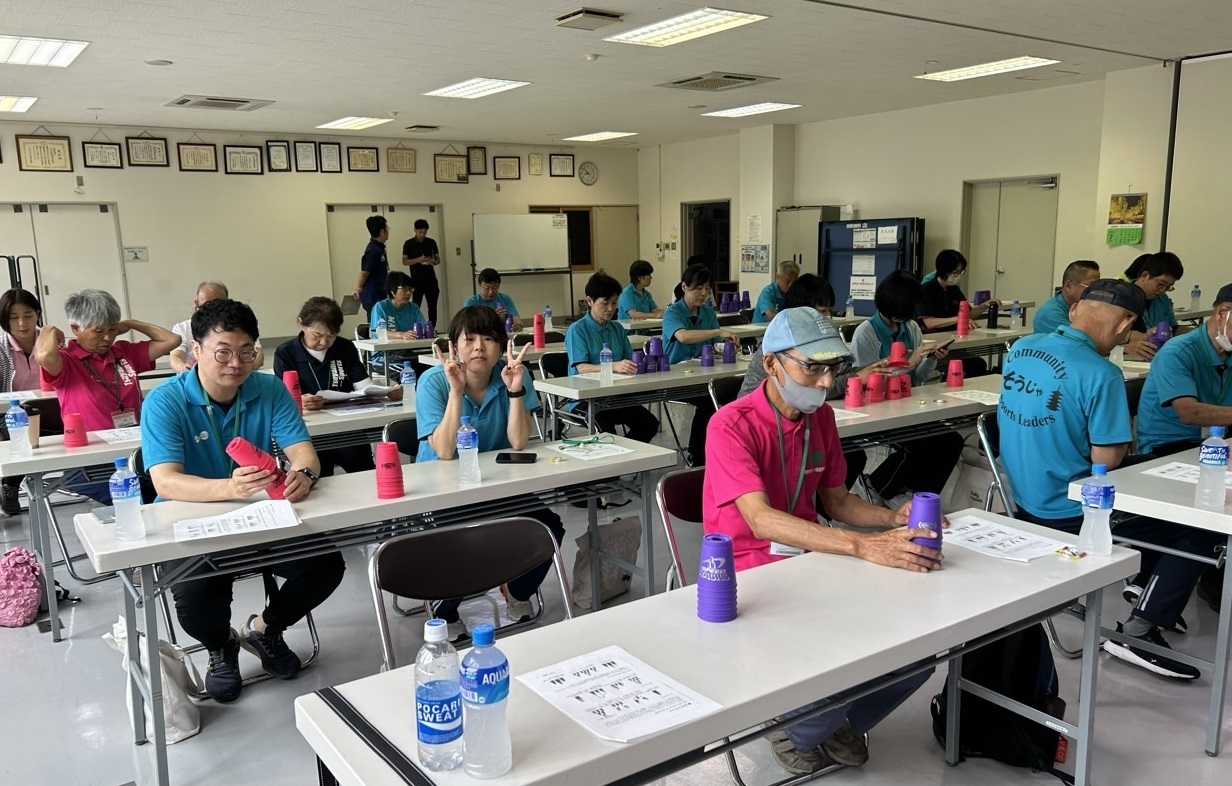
{"left": 1212, "top": 426, "right": 1226, "bottom": 437}
{"left": 404, "top": 361, "right": 412, "bottom": 369}
{"left": 460, "top": 415, "right": 471, "bottom": 425}
{"left": 1091, "top": 463, "right": 1107, "bottom": 475}
{"left": 471, "top": 623, "right": 495, "bottom": 646}
{"left": 114, "top": 457, "right": 128, "bottom": 469}
{"left": 424, "top": 618, "right": 447, "bottom": 642}
{"left": 8, "top": 398, "right": 17, "bottom": 406}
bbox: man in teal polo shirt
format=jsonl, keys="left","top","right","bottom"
{"left": 464, "top": 268, "right": 522, "bottom": 331}
{"left": 1032, "top": 260, "right": 1100, "bottom": 334}
{"left": 1120, "top": 251, "right": 1188, "bottom": 358}
{"left": 752, "top": 261, "right": 798, "bottom": 323}
{"left": 1000, "top": 279, "right": 1219, "bottom": 681}
{"left": 1136, "top": 283, "right": 1232, "bottom": 455}
{"left": 142, "top": 299, "right": 343, "bottom": 703}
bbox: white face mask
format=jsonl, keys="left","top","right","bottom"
{"left": 1216, "top": 311, "right": 1232, "bottom": 353}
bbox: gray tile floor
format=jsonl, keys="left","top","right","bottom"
{"left": 3, "top": 429, "right": 1232, "bottom": 786}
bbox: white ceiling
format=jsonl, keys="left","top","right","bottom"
{"left": 2, "top": 0, "right": 1230, "bottom": 147}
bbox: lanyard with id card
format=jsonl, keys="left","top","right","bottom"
{"left": 79, "top": 352, "right": 137, "bottom": 427}
{"left": 768, "top": 411, "right": 810, "bottom": 558}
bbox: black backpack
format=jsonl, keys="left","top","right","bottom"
{"left": 930, "top": 623, "right": 1071, "bottom": 782}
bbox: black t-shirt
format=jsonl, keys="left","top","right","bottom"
{"left": 402, "top": 236, "right": 440, "bottom": 286}
{"left": 917, "top": 278, "right": 966, "bottom": 330}
{"left": 273, "top": 334, "right": 367, "bottom": 394}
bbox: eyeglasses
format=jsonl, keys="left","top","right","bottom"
{"left": 208, "top": 347, "right": 259, "bottom": 364}
{"left": 774, "top": 352, "right": 852, "bottom": 378}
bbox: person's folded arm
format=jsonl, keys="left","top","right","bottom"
{"left": 1171, "top": 397, "right": 1232, "bottom": 426}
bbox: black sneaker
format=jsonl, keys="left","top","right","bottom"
{"left": 1197, "top": 567, "right": 1223, "bottom": 614}
{"left": 239, "top": 615, "right": 302, "bottom": 679}
{"left": 205, "top": 629, "right": 243, "bottom": 702}
{"left": 1, "top": 484, "right": 20, "bottom": 516}
{"left": 1103, "top": 623, "right": 1200, "bottom": 680}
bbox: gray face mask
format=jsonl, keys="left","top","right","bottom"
{"left": 772, "top": 369, "right": 828, "bottom": 413}
{"left": 1217, "top": 311, "right": 1232, "bottom": 353}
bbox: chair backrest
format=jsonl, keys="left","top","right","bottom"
{"left": 717, "top": 313, "right": 750, "bottom": 327}
{"left": 369, "top": 517, "right": 571, "bottom": 669}
{"left": 355, "top": 324, "right": 370, "bottom": 341}
{"left": 656, "top": 467, "right": 706, "bottom": 590}
{"left": 840, "top": 323, "right": 859, "bottom": 343}
{"left": 23, "top": 396, "right": 62, "bottom": 435}
{"left": 538, "top": 351, "right": 570, "bottom": 381}
{"left": 975, "top": 411, "right": 1016, "bottom": 514}
{"left": 513, "top": 331, "right": 564, "bottom": 347}
{"left": 708, "top": 376, "right": 743, "bottom": 411}
{"left": 129, "top": 446, "right": 158, "bottom": 504}
{"left": 1125, "top": 377, "right": 1146, "bottom": 419}
{"left": 738, "top": 308, "right": 754, "bottom": 322}
{"left": 381, "top": 417, "right": 419, "bottom": 460}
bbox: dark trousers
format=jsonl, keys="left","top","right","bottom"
{"left": 589, "top": 404, "right": 659, "bottom": 444}
{"left": 413, "top": 282, "right": 440, "bottom": 326}
{"left": 681, "top": 396, "right": 715, "bottom": 466}
{"left": 167, "top": 552, "right": 346, "bottom": 651}
{"left": 318, "top": 444, "right": 375, "bottom": 477}
{"left": 432, "top": 505, "right": 566, "bottom": 622}
{"left": 868, "top": 432, "right": 964, "bottom": 498}
{"left": 1016, "top": 508, "right": 1222, "bottom": 629}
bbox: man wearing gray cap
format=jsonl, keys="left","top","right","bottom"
{"left": 704, "top": 307, "right": 940, "bottom": 774}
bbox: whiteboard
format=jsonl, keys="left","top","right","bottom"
{"left": 472, "top": 213, "right": 569, "bottom": 273}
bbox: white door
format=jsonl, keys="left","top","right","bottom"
{"left": 963, "top": 179, "right": 1059, "bottom": 304}
{"left": 0, "top": 205, "right": 39, "bottom": 296}
{"left": 28, "top": 203, "right": 129, "bottom": 330}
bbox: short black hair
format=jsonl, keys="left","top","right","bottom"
{"left": 585, "top": 271, "right": 622, "bottom": 301}
{"left": 366, "top": 215, "right": 387, "bottom": 237}
{"left": 297, "top": 297, "right": 344, "bottom": 334}
{"left": 191, "top": 298, "right": 259, "bottom": 343}
{"left": 629, "top": 259, "right": 654, "bottom": 282}
{"left": 681, "top": 262, "right": 713, "bottom": 289}
{"left": 477, "top": 268, "right": 502, "bottom": 285}
{"left": 1140, "top": 251, "right": 1184, "bottom": 280}
{"left": 785, "top": 274, "right": 835, "bottom": 310}
{"left": 934, "top": 249, "right": 968, "bottom": 279}
{"left": 448, "top": 304, "right": 507, "bottom": 345}
{"left": 386, "top": 270, "right": 414, "bottom": 297}
{"left": 0, "top": 288, "right": 42, "bottom": 326}
{"left": 874, "top": 270, "right": 923, "bottom": 322}
{"left": 1062, "top": 260, "right": 1099, "bottom": 287}
{"left": 1124, "top": 253, "right": 1152, "bottom": 280}
{"left": 414, "top": 219, "right": 429, "bottom": 231}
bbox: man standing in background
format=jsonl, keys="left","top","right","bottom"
{"left": 402, "top": 218, "right": 441, "bottom": 325}
{"left": 353, "top": 215, "right": 389, "bottom": 320}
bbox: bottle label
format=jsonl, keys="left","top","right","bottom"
{"left": 416, "top": 682, "right": 462, "bottom": 745}
{"left": 461, "top": 661, "right": 509, "bottom": 705}
{"left": 1080, "top": 483, "right": 1114, "bottom": 510}
{"left": 1199, "top": 444, "right": 1229, "bottom": 468}
{"left": 456, "top": 431, "right": 477, "bottom": 450}
{"left": 109, "top": 475, "right": 141, "bottom": 500}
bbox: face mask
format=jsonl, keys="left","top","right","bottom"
{"left": 772, "top": 368, "right": 828, "bottom": 413}
{"left": 1217, "top": 312, "right": 1232, "bottom": 353}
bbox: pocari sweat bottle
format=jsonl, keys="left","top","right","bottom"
{"left": 1011, "top": 299, "right": 1022, "bottom": 326}
{"left": 599, "top": 342, "right": 613, "bottom": 386}
{"left": 5, "top": 400, "right": 31, "bottom": 459}
{"left": 1078, "top": 463, "right": 1114, "bottom": 556}
{"left": 543, "top": 304, "right": 553, "bottom": 331}
{"left": 110, "top": 457, "right": 146, "bottom": 541}
{"left": 845, "top": 294, "right": 854, "bottom": 317}
{"left": 1191, "top": 285, "right": 1202, "bottom": 312}
{"left": 461, "top": 623, "right": 511, "bottom": 779}
{"left": 1195, "top": 426, "right": 1230, "bottom": 510}
{"left": 416, "top": 618, "right": 464, "bottom": 771}
{"left": 375, "top": 316, "right": 388, "bottom": 342}
{"left": 456, "top": 415, "right": 480, "bottom": 486}
{"left": 400, "top": 362, "right": 417, "bottom": 400}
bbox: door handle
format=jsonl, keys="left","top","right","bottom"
{"left": 996, "top": 268, "right": 1006, "bottom": 275}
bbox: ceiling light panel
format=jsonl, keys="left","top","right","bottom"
{"left": 604, "top": 7, "right": 766, "bottom": 47}
{"left": 914, "top": 56, "right": 1061, "bottom": 82}
{"left": 0, "top": 96, "right": 37, "bottom": 112}
{"left": 562, "top": 131, "right": 638, "bottom": 142}
{"left": 315, "top": 116, "right": 393, "bottom": 130}
{"left": 702, "top": 102, "right": 801, "bottom": 118}
{"left": 424, "top": 78, "right": 530, "bottom": 99}
{"left": 0, "top": 35, "right": 88, "bottom": 67}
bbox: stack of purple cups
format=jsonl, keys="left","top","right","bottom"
{"left": 908, "top": 492, "right": 943, "bottom": 558}
{"left": 741, "top": 291, "right": 751, "bottom": 309}
{"left": 697, "top": 533, "right": 737, "bottom": 622}
{"left": 700, "top": 344, "right": 714, "bottom": 367}
{"left": 646, "top": 337, "right": 664, "bottom": 373}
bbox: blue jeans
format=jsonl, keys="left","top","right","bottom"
{"left": 781, "top": 666, "right": 933, "bottom": 750}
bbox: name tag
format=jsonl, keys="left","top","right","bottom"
{"left": 769, "top": 541, "right": 805, "bottom": 557}
{"left": 111, "top": 409, "right": 137, "bottom": 428}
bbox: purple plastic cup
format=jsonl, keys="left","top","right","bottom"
{"left": 722, "top": 341, "right": 737, "bottom": 364}
{"left": 659, "top": 354, "right": 670, "bottom": 372}
{"left": 973, "top": 290, "right": 991, "bottom": 306}
{"left": 631, "top": 350, "right": 645, "bottom": 373}
{"left": 700, "top": 344, "right": 714, "bottom": 367}
{"left": 649, "top": 337, "right": 664, "bottom": 357}
{"left": 908, "top": 492, "right": 943, "bottom": 551}
{"left": 697, "top": 533, "right": 737, "bottom": 622}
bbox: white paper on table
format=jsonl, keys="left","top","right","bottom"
{"left": 516, "top": 645, "right": 721, "bottom": 743}
{"left": 323, "top": 403, "right": 385, "bottom": 416}
{"left": 317, "top": 390, "right": 372, "bottom": 402}
{"left": 829, "top": 408, "right": 870, "bottom": 421}
{"left": 553, "top": 442, "right": 635, "bottom": 461}
{"left": 1122, "top": 361, "right": 1152, "bottom": 373}
{"left": 93, "top": 427, "right": 143, "bottom": 444}
{"left": 851, "top": 254, "right": 876, "bottom": 276}
{"left": 173, "top": 500, "right": 301, "bottom": 542}
{"left": 877, "top": 225, "right": 898, "bottom": 244}
{"left": 574, "top": 371, "right": 636, "bottom": 381}
{"left": 943, "top": 389, "right": 1001, "bottom": 405}
{"left": 943, "top": 514, "right": 1070, "bottom": 562}
{"left": 849, "top": 276, "right": 877, "bottom": 300}
{"left": 1141, "top": 462, "right": 1232, "bottom": 487}
{"left": 852, "top": 228, "right": 877, "bottom": 249}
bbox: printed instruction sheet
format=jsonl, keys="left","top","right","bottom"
{"left": 173, "top": 499, "right": 301, "bottom": 542}
{"left": 943, "top": 514, "right": 1070, "bottom": 562}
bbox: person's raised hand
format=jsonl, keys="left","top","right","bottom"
{"left": 501, "top": 340, "right": 529, "bottom": 392}
{"left": 435, "top": 341, "right": 466, "bottom": 391}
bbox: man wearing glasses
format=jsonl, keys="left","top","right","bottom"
{"left": 703, "top": 307, "right": 940, "bottom": 775}
{"left": 142, "top": 299, "right": 344, "bottom": 703}
{"left": 1120, "top": 251, "right": 1190, "bottom": 358}
{"left": 168, "top": 281, "right": 264, "bottom": 372}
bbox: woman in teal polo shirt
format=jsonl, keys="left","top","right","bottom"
{"left": 618, "top": 260, "right": 663, "bottom": 320}
{"left": 369, "top": 271, "right": 425, "bottom": 371}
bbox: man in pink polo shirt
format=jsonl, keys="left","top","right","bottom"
{"left": 704, "top": 307, "right": 941, "bottom": 776}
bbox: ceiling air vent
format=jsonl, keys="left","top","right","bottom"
{"left": 405, "top": 125, "right": 440, "bottom": 133}
{"left": 165, "top": 95, "right": 274, "bottom": 111}
{"left": 656, "top": 72, "right": 778, "bottom": 92}
{"left": 555, "top": 8, "right": 624, "bottom": 30}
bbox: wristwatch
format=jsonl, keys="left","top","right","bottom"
{"left": 296, "top": 467, "right": 320, "bottom": 488}
{"left": 508, "top": 388, "right": 527, "bottom": 398}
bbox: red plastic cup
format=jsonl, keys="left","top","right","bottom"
{"left": 946, "top": 358, "right": 964, "bottom": 388}
{"left": 887, "top": 376, "right": 903, "bottom": 400}
{"left": 866, "top": 373, "right": 885, "bottom": 403}
{"left": 282, "top": 370, "right": 303, "bottom": 413}
{"left": 957, "top": 310, "right": 970, "bottom": 338}
{"left": 898, "top": 375, "right": 912, "bottom": 396}
{"left": 888, "top": 341, "right": 909, "bottom": 367}
{"left": 374, "top": 441, "right": 404, "bottom": 499}
{"left": 844, "top": 376, "right": 864, "bottom": 408}
{"left": 533, "top": 313, "right": 546, "bottom": 349}
{"left": 62, "top": 412, "right": 88, "bottom": 448}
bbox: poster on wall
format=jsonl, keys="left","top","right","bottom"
{"left": 739, "top": 244, "right": 770, "bottom": 274}
{"left": 1107, "top": 193, "right": 1146, "bottom": 245}
{"left": 849, "top": 275, "right": 877, "bottom": 300}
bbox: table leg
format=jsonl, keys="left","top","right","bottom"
{"left": 27, "top": 472, "right": 62, "bottom": 642}
{"left": 588, "top": 497, "right": 602, "bottom": 611}
{"left": 640, "top": 470, "right": 655, "bottom": 596}
{"left": 1206, "top": 535, "right": 1232, "bottom": 756}
{"left": 587, "top": 403, "right": 596, "bottom": 435}
{"left": 944, "top": 654, "right": 962, "bottom": 766}
{"left": 143, "top": 566, "right": 170, "bottom": 786}
{"left": 1073, "top": 588, "right": 1103, "bottom": 786}
{"left": 123, "top": 569, "right": 147, "bottom": 746}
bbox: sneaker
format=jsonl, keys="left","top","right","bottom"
{"left": 1169, "top": 614, "right": 1189, "bottom": 635}
{"left": 1122, "top": 580, "right": 1143, "bottom": 604}
{"left": 501, "top": 585, "right": 534, "bottom": 622}
{"left": 1103, "top": 623, "right": 1200, "bottom": 680}
{"left": 205, "top": 629, "right": 242, "bottom": 702}
{"left": 1197, "top": 568, "right": 1222, "bottom": 614}
{"left": 1, "top": 484, "right": 20, "bottom": 516}
{"left": 446, "top": 619, "right": 468, "bottom": 642}
{"left": 820, "top": 722, "right": 869, "bottom": 767}
{"left": 766, "top": 730, "right": 840, "bottom": 775}
{"left": 239, "top": 614, "right": 302, "bottom": 679}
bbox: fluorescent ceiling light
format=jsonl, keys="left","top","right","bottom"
{"left": 914, "top": 56, "right": 1061, "bottom": 82}
{"left": 0, "top": 35, "right": 88, "bottom": 67}
{"left": 702, "top": 102, "right": 800, "bottom": 118}
{"left": 562, "top": 131, "right": 638, "bottom": 142}
{"left": 424, "top": 78, "right": 530, "bottom": 99}
{"left": 604, "top": 7, "right": 766, "bottom": 47}
{"left": 315, "top": 116, "right": 393, "bottom": 130}
{"left": 0, "top": 96, "right": 37, "bottom": 112}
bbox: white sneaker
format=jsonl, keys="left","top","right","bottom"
{"left": 446, "top": 619, "right": 468, "bottom": 642}
{"left": 506, "top": 597, "right": 533, "bottom": 622}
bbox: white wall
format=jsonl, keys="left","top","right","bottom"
{"left": 0, "top": 122, "right": 638, "bottom": 338}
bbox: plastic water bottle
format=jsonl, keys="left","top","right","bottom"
{"left": 543, "top": 304, "right": 553, "bottom": 331}
{"left": 456, "top": 416, "right": 480, "bottom": 485}
{"left": 1011, "top": 299, "right": 1022, "bottom": 326}
{"left": 1078, "top": 463, "right": 1114, "bottom": 556}
{"left": 461, "top": 623, "right": 511, "bottom": 779}
{"left": 845, "top": 294, "right": 854, "bottom": 317}
{"left": 109, "top": 457, "right": 146, "bottom": 541}
{"left": 376, "top": 316, "right": 388, "bottom": 342}
{"left": 400, "top": 362, "right": 417, "bottom": 400}
{"left": 416, "top": 618, "right": 464, "bottom": 771}
{"left": 1195, "top": 426, "right": 1230, "bottom": 510}
{"left": 599, "top": 342, "right": 613, "bottom": 386}
{"left": 1191, "top": 285, "right": 1202, "bottom": 312}
{"left": 5, "top": 400, "right": 31, "bottom": 459}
